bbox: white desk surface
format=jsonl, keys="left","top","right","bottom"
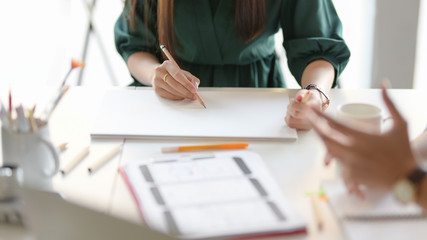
{"left": 1, "top": 87, "right": 427, "bottom": 240}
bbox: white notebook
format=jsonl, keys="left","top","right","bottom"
{"left": 322, "top": 180, "right": 427, "bottom": 240}
{"left": 120, "top": 150, "right": 306, "bottom": 239}
{"left": 91, "top": 88, "right": 297, "bottom": 141}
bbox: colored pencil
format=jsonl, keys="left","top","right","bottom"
{"left": 61, "top": 146, "right": 90, "bottom": 175}
{"left": 162, "top": 143, "right": 249, "bottom": 153}
{"left": 88, "top": 145, "right": 122, "bottom": 173}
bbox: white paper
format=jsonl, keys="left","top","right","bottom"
{"left": 322, "top": 180, "right": 427, "bottom": 240}
{"left": 322, "top": 180, "right": 423, "bottom": 219}
{"left": 123, "top": 150, "right": 306, "bottom": 239}
{"left": 147, "top": 157, "right": 245, "bottom": 183}
{"left": 91, "top": 88, "right": 297, "bottom": 141}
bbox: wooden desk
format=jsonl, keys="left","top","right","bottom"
{"left": 1, "top": 87, "right": 427, "bottom": 239}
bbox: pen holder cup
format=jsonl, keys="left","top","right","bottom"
{"left": 1, "top": 125, "right": 59, "bottom": 191}
{"left": 0, "top": 165, "right": 21, "bottom": 201}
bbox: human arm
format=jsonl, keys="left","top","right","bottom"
{"left": 309, "top": 87, "right": 427, "bottom": 210}
{"left": 127, "top": 52, "right": 199, "bottom": 100}
{"left": 114, "top": 1, "right": 198, "bottom": 100}
{"left": 281, "top": 0, "right": 350, "bottom": 129}
{"left": 285, "top": 59, "right": 334, "bottom": 129}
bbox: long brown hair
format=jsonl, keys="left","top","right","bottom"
{"left": 128, "top": 0, "right": 266, "bottom": 58}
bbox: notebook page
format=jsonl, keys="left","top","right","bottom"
{"left": 123, "top": 150, "right": 306, "bottom": 239}
{"left": 322, "top": 180, "right": 423, "bottom": 219}
{"left": 322, "top": 180, "right": 427, "bottom": 240}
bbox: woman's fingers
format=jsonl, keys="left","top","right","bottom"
{"left": 156, "top": 87, "right": 185, "bottom": 100}
{"left": 151, "top": 61, "right": 201, "bottom": 100}
{"left": 152, "top": 67, "right": 184, "bottom": 100}
{"left": 161, "top": 60, "right": 197, "bottom": 99}
{"left": 183, "top": 71, "right": 200, "bottom": 87}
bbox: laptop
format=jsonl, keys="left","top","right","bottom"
{"left": 20, "top": 189, "right": 179, "bottom": 240}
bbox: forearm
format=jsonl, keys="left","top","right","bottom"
{"left": 127, "top": 52, "right": 161, "bottom": 86}
{"left": 300, "top": 59, "right": 335, "bottom": 93}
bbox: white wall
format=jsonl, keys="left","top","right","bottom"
{"left": 1, "top": 0, "right": 426, "bottom": 90}
{"left": 371, "top": 0, "right": 420, "bottom": 89}
{"left": 333, "top": 0, "right": 376, "bottom": 89}
{"left": 0, "top": 0, "right": 132, "bottom": 89}
{"left": 0, "top": 0, "right": 70, "bottom": 88}
{"left": 67, "top": 0, "right": 132, "bottom": 87}
{"left": 415, "top": 0, "right": 427, "bottom": 90}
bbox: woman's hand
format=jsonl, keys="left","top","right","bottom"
{"left": 285, "top": 89, "right": 323, "bottom": 130}
{"left": 309, "top": 87, "right": 417, "bottom": 191}
{"left": 152, "top": 60, "right": 200, "bottom": 100}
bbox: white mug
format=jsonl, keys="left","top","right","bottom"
{"left": 1, "top": 125, "right": 59, "bottom": 190}
{"left": 336, "top": 103, "right": 384, "bottom": 134}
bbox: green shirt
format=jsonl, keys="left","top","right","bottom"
{"left": 115, "top": 0, "right": 350, "bottom": 87}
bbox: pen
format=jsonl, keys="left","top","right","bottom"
{"left": 88, "top": 145, "right": 122, "bottom": 173}
{"left": 60, "top": 146, "right": 90, "bottom": 175}
{"left": 311, "top": 194, "right": 324, "bottom": 231}
{"left": 159, "top": 44, "right": 206, "bottom": 108}
{"left": 162, "top": 143, "right": 249, "bottom": 153}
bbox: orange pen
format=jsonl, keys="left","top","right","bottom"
{"left": 161, "top": 143, "right": 249, "bottom": 153}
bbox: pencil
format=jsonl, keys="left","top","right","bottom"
{"left": 301, "top": 91, "right": 311, "bottom": 103}
{"left": 162, "top": 143, "right": 249, "bottom": 153}
{"left": 88, "top": 145, "right": 122, "bottom": 173}
{"left": 8, "top": 89, "right": 12, "bottom": 118}
{"left": 28, "top": 105, "right": 38, "bottom": 132}
{"left": 311, "top": 194, "right": 324, "bottom": 231}
{"left": 8, "top": 90, "right": 13, "bottom": 130}
{"left": 159, "top": 44, "right": 206, "bottom": 108}
{"left": 57, "top": 142, "right": 69, "bottom": 152}
{"left": 60, "top": 146, "right": 90, "bottom": 175}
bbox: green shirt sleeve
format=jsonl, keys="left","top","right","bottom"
{"left": 114, "top": 0, "right": 161, "bottom": 64}
{"left": 281, "top": 0, "right": 351, "bottom": 87}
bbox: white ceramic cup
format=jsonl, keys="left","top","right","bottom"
{"left": 336, "top": 103, "right": 384, "bottom": 134}
{"left": 1, "top": 125, "right": 59, "bottom": 190}
{"left": 0, "top": 165, "right": 21, "bottom": 201}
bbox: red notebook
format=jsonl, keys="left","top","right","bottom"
{"left": 119, "top": 151, "right": 306, "bottom": 239}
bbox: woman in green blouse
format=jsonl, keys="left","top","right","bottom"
{"left": 115, "top": 0, "right": 350, "bottom": 130}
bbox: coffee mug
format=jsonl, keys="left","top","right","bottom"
{"left": 1, "top": 125, "right": 59, "bottom": 190}
{"left": 336, "top": 103, "right": 385, "bottom": 134}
